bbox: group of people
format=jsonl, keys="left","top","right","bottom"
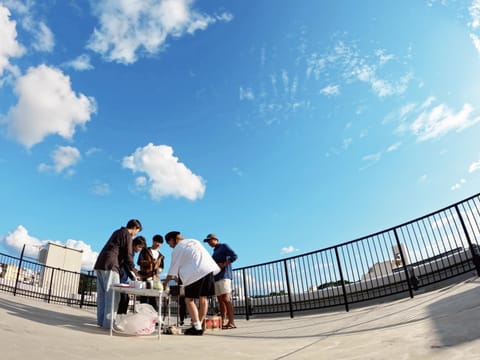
{"left": 94, "top": 219, "right": 238, "bottom": 336}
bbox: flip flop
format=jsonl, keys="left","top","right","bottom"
{"left": 222, "top": 324, "right": 237, "bottom": 329}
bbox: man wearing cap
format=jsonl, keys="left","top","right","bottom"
{"left": 163, "top": 231, "right": 220, "bottom": 335}
{"left": 204, "top": 233, "right": 238, "bottom": 329}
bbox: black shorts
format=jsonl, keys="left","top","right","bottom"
{"left": 184, "top": 272, "right": 215, "bottom": 299}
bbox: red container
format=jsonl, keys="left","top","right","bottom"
{"left": 205, "top": 316, "right": 221, "bottom": 330}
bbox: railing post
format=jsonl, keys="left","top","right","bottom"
{"left": 47, "top": 267, "right": 55, "bottom": 303}
{"left": 283, "top": 259, "right": 294, "bottom": 318}
{"left": 334, "top": 246, "right": 349, "bottom": 312}
{"left": 13, "top": 244, "right": 26, "bottom": 296}
{"left": 393, "top": 229, "right": 416, "bottom": 298}
{"left": 455, "top": 205, "right": 480, "bottom": 276}
{"left": 241, "top": 268, "right": 250, "bottom": 321}
{"left": 79, "top": 275, "right": 86, "bottom": 309}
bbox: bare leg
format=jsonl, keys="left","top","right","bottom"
{"left": 185, "top": 297, "right": 199, "bottom": 322}
{"left": 217, "top": 294, "right": 227, "bottom": 325}
{"left": 198, "top": 296, "right": 209, "bottom": 324}
{"left": 225, "top": 296, "right": 235, "bottom": 326}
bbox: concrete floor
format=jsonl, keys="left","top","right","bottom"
{"left": 1, "top": 275, "right": 480, "bottom": 359}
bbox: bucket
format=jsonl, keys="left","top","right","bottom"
{"left": 205, "top": 316, "right": 221, "bottom": 330}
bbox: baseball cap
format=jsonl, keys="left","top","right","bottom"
{"left": 203, "top": 233, "right": 218, "bottom": 242}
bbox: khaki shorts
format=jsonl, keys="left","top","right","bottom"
{"left": 214, "top": 278, "right": 232, "bottom": 296}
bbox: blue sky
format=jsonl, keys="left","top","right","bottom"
{"left": 1, "top": 0, "right": 480, "bottom": 271}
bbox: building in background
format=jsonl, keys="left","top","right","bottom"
{"left": 361, "top": 243, "right": 411, "bottom": 281}
{"left": 38, "top": 243, "right": 83, "bottom": 296}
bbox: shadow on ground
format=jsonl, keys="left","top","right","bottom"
{"left": 428, "top": 280, "right": 480, "bottom": 348}
{"left": 0, "top": 296, "right": 102, "bottom": 335}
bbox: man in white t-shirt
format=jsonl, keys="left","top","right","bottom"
{"left": 163, "top": 231, "right": 220, "bottom": 335}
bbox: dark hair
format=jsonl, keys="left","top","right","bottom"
{"left": 126, "top": 219, "right": 142, "bottom": 231}
{"left": 133, "top": 236, "right": 146, "bottom": 248}
{"left": 165, "top": 231, "right": 180, "bottom": 243}
{"left": 152, "top": 234, "right": 163, "bottom": 244}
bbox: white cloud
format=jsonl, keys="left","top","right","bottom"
{"left": 122, "top": 143, "right": 206, "bottom": 201}
{"left": 2, "top": 225, "right": 98, "bottom": 270}
{"left": 359, "top": 129, "right": 368, "bottom": 138}
{"left": 306, "top": 41, "right": 412, "bottom": 98}
{"left": 38, "top": 145, "right": 81, "bottom": 175}
{"left": 468, "top": 0, "right": 480, "bottom": 55}
{"left": 63, "top": 239, "right": 98, "bottom": 271}
{"left": 375, "top": 49, "right": 395, "bottom": 65}
{"left": 342, "top": 137, "right": 352, "bottom": 150}
{"left": 360, "top": 152, "right": 382, "bottom": 170}
{"left": 306, "top": 53, "right": 326, "bottom": 80}
{"left": 451, "top": 178, "right": 466, "bottom": 191}
{"left": 86, "top": 147, "right": 102, "bottom": 156}
{"left": 0, "top": 4, "right": 25, "bottom": 77}
{"left": 239, "top": 86, "right": 254, "bottom": 101}
{"left": 281, "top": 245, "right": 297, "bottom": 254}
{"left": 470, "top": 0, "right": 480, "bottom": 29}
{"left": 362, "top": 152, "right": 381, "bottom": 162}
{"left": 64, "top": 54, "right": 94, "bottom": 71}
{"left": 410, "top": 102, "right": 480, "bottom": 141}
{"left": 421, "top": 96, "right": 436, "bottom": 109}
{"left": 386, "top": 142, "right": 401, "bottom": 152}
{"left": 32, "top": 21, "right": 54, "bottom": 52}
{"left": 469, "top": 160, "right": 480, "bottom": 173}
{"left": 334, "top": 41, "right": 412, "bottom": 97}
{"left": 135, "top": 176, "right": 147, "bottom": 187}
{"left": 4, "top": 64, "right": 97, "bottom": 148}
{"left": 3, "top": 0, "right": 54, "bottom": 53}
{"left": 1, "top": 0, "right": 29, "bottom": 13}
{"left": 87, "top": 0, "right": 233, "bottom": 64}
{"left": 232, "top": 167, "right": 243, "bottom": 176}
{"left": 384, "top": 103, "right": 417, "bottom": 125}
{"left": 92, "top": 181, "right": 111, "bottom": 196}
{"left": 4, "top": 225, "right": 43, "bottom": 258}
{"left": 320, "top": 84, "right": 340, "bottom": 96}
{"left": 469, "top": 33, "right": 480, "bottom": 56}
{"left": 281, "top": 69, "right": 290, "bottom": 94}
{"left": 418, "top": 174, "right": 428, "bottom": 183}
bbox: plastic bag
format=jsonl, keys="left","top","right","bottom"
{"left": 135, "top": 303, "right": 157, "bottom": 317}
{"left": 115, "top": 304, "right": 158, "bottom": 335}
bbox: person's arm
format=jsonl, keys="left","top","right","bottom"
{"left": 219, "top": 244, "right": 238, "bottom": 268}
{"left": 122, "top": 234, "right": 138, "bottom": 277}
{"left": 162, "top": 274, "right": 177, "bottom": 288}
{"left": 162, "top": 250, "right": 178, "bottom": 288}
{"left": 137, "top": 248, "right": 145, "bottom": 266}
{"left": 137, "top": 249, "right": 151, "bottom": 268}
{"left": 158, "top": 252, "right": 165, "bottom": 270}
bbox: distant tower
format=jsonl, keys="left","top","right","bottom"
{"left": 392, "top": 243, "right": 410, "bottom": 266}
{"left": 38, "top": 247, "right": 48, "bottom": 265}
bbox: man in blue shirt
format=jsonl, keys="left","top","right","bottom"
{"left": 204, "top": 233, "right": 238, "bottom": 329}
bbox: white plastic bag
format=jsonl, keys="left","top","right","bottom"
{"left": 115, "top": 304, "right": 158, "bottom": 335}
{"left": 135, "top": 303, "right": 157, "bottom": 317}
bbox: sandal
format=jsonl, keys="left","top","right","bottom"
{"left": 222, "top": 324, "right": 237, "bottom": 329}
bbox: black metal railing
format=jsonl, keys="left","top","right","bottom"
{"left": 231, "top": 192, "right": 480, "bottom": 319}
{"left": 1, "top": 192, "right": 480, "bottom": 318}
{"left": 0, "top": 250, "right": 96, "bottom": 308}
